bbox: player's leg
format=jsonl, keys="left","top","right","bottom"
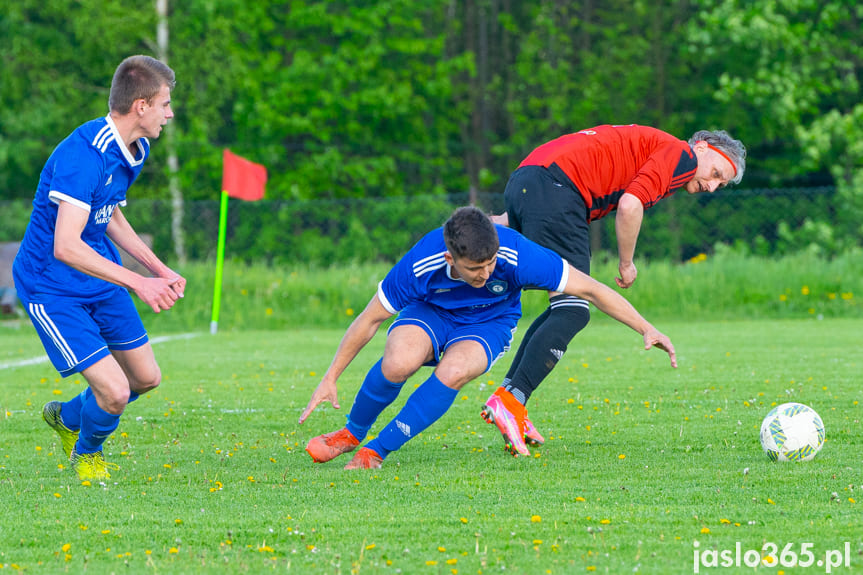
{"left": 308, "top": 309, "right": 437, "bottom": 463}
{"left": 354, "top": 338, "right": 487, "bottom": 468}
{"left": 110, "top": 342, "right": 161, "bottom": 404}
{"left": 25, "top": 297, "right": 113, "bottom": 458}
{"left": 488, "top": 170, "right": 591, "bottom": 435}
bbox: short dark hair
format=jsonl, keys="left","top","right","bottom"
{"left": 443, "top": 206, "right": 499, "bottom": 262}
{"left": 689, "top": 129, "right": 747, "bottom": 185}
{"left": 108, "top": 55, "right": 176, "bottom": 114}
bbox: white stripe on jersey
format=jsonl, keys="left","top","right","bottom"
{"left": 29, "top": 303, "right": 78, "bottom": 368}
{"left": 92, "top": 125, "right": 112, "bottom": 150}
{"left": 498, "top": 246, "right": 518, "bottom": 266}
{"left": 97, "top": 133, "right": 115, "bottom": 153}
{"left": 413, "top": 252, "right": 447, "bottom": 277}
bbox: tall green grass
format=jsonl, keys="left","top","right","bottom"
{"left": 141, "top": 251, "right": 863, "bottom": 333}
{"left": 1, "top": 319, "right": 861, "bottom": 574}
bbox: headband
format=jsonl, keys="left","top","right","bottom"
{"left": 705, "top": 143, "right": 737, "bottom": 177}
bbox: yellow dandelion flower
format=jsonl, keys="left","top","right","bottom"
{"left": 169, "top": 547, "right": 179, "bottom": 554}
{"left": 768, "top": 498, "right": 775, "bottom": 505}
{"left": 175, "top": 519, "right": 183, "bottom": 525}
{"left": 460, "top": 517, "right": 468, "bottom": 524}
{"left": 779, "top": 294, "right": 787, "bottom": 302}
{"left": 618, "top": 454, "right": 626, "bottom": 460}
{"left": 265, "top": 307, "right": 273, "bottom": 316}
{"left": 101, "top": 530, "right": 111, "bottom": 535}
{"left": 600, "top": 519, "right": 610, "bottom": 525}
{"left": 346, "top": 308, "right": 354, "bottom": 316}
{"left": 426, "top": 560, "right": 438, "bottom": 566}
{"left": 438, "top": 546, "right": 446, "bottom": 552}
{"left": 365, "top": 543, "right": 375, "bottom": 550}
{"left": 446, "top": 558, "right": 458, "bottom": 565}
{"left": 62, "top": 544, "right": 71, "bottom": 552}
{"left": 701, "top": 527, "right": 710, "bottom": 534}
{"left": 575, "top": 496, "right": 586, "bottom": 502}
{"left": 533, "top": 539, "right": 543, "bottom": 545}
{"left": 720, "top": 518, "right": 730, "bottom": 524}
{"left": 801, "top": 286, "right": 810, "bottom": 295}
{"left": 530, "top": 515, "right": 541, "bottom": 523}
{"left": 53, "top": 493, "right": 61, "bottom": 498}
{"left": 849, "top": 498, "right": 856, "bottom": 503}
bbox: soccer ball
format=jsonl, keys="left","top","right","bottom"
{"left": 759, "top": 402, "right": 825, "bottom": 462}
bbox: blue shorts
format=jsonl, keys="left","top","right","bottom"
{"left": 25, "top": 288, "right": 148, "bottom": 377}
{"left": 388, "top": 302, "right": 516, "bottom": 373}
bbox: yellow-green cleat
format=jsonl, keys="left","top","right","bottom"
{"left": 42, "top": 401, "right": 79, "bottom": 458}
{"left": 70, "top": 448, "right": 119, "bottom": 482}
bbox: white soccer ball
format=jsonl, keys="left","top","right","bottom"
{"left": 759, "top": 402, "right": 825, "bottom": 462}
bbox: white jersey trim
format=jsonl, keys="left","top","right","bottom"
{"left": 376, "top": 281, "right": 398, "bottom": 315}
{"left": 49, "top": 191, "right": 90, "bottom": 213}
{"left": 555, "top": 260, "right": 569, "bottom": 293}
{"left": 413, "top": 252, "right": 447, "bottom": 277}
{"left": 104, "top": 115, "right": 145, "bottom": 167}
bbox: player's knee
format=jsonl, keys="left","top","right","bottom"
{"left": 433, "top": 364, "right": 478, "bottom": 390}
{"left": 380, "top": 357, "right": 415, "bottom": 383}
{"left": 548, "top": 297, "right": 591, "bottom": 341}
{"left": 131, "top": 366, "right": 162, "bottom": 395}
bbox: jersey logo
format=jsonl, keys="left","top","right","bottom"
{"left": 105, "top": 174, "right": 113, "bottom": 186}
{"left": 486, "top": 281, "right": 507, "bottom": 295}
{"left": 93, "top": 203, "right": 117, "bottom": 225}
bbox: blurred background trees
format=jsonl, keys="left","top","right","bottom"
{"left": 1, "top": 0, "right": 860, "bottom": 262}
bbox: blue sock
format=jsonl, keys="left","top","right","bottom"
{"left": 60, "top": 388, "right": 92, "bottom": 431}
{"left": 76, "top": 396, "right": 121, "bottom": 454}
{"left": 366, "top": 372, "right": 458, "bottom": 459}
{"left": 61, "top": 389, "right": 139, "bottom": 431}
{"left": 345, "top": 359, "right": 404, "bottom": 442}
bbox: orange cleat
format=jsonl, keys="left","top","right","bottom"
{"left": 523, "top": 415, "right": 545, "bottom": 446}
{"left": 305, "top": 428, "right": 360, "bottom": 463}
{"left": 481, "top": 388, "right": 529, "bottom": 457}
{"left": 344, "top": 447, "right": 383, "bottom": 470}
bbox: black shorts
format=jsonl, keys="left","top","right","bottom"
{"left": 504, "top": 164, "right": 591, "bottom": 275}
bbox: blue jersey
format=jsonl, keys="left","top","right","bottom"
{"left": 13, "top": 116, "right": 149, "bottom": 304}
{"left": 378, "top": 225, "right": 569, "bottom": 326}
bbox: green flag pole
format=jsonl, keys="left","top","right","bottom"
{"left": 210, "top": 190, "right": 230, "bottom": 334}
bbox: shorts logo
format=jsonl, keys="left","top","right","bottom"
{"left": 486, "top": 281, "right": 507, "bottom": 295}
{"left": 105, "top": 174, "right": 113, "bottom": 186}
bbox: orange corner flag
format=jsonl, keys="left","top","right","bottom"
{"left": 222, "top": 149, "right": 267, "bottom": 201}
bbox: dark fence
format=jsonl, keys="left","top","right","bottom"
{"left": 0, "top": 186, "right": 844, "bottom": 265}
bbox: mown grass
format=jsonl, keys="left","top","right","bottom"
{"left": 1, "top": 316, "right": 862, "bottom": 574}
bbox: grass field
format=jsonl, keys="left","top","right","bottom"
{"left": 1, "top": 317, "right": 861, "bottom": 574}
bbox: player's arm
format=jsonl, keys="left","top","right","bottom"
{"left": 614, "top": 193, "right": 643, "bottom": 289}
{"left": 562, "top": 265, "right": 677, "bottom": 368}
{"left": 107, "top": 206, "right": 185, "bottom": 298}
{"left": 53, "top": 201, "right": 179, "bottom": 313}
{"left": 298, "top": 294, "right": 394, "bottom": 424}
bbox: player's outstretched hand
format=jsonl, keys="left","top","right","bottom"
{"left": 165, "top": 272, "right": 186, "bottom": 299}
{"left": 135, "top": 276, "right": 182, "bottom": 313}
{"left": 616, "top": 260, "right": 638, "bottom": 289}
{"left": 299, "top": 379, "right": 340, "bottom": 424}
{"left": 643, "top": 328, "right": 677, "bottom": 368}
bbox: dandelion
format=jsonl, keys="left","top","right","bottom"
{"left": 265, "top": 308, "right": 273, "bottom": 316}
{"left": 101, "top": 530, "right": 111, "bottom": 535}
{"left": 600, "top": 519, "right": 610, "bottom": 525}
{"left": 426, "top": 560, "right": 438, "bottom": 566}
{"left": 533, "top": 539, "right": 543, "bottom": 545}
{"left": 175, "top": 519, "right": 183, "bottom": 525}
{"left": 438, "top": 546, "right": 446, "bottom": 552}
{"left": 52, "top": 389, "right": 63, "bottom": 395}
{"left": 701, "top": 527, "right": 710, "bottom": 534}
{"left": 618, "top": 454, "right": 626, "bottom": 460}
{"left": 801, "top": 286, "right": 810, "bottom": 295}
{"left": 346, "top": 308, "right": 354, "bottom": 316}
{"left": 53, "top": 493, "right": 61, "bottom": 498}
{"left": 779, "top": 294, "right": 787, "bottom": 302}
{"left": 460, "top": 517, "right": 468, "bottom": 524}
{"left": 169, "top": 547, "right": 179, "bottom": 554}
{"left": 575, "top": 496, "right": 586, "bottom": 502}
{"left": 768, "top": 498, "right": 775, "bottom": 505}
{"left": 365, "top": 544, "right": 376, "bottom": 550}
{"left": 447, "top": 558, "right": 458, "bottom": 565}
{"left": 530, "top": 515, "right": 541, "bottom": 523}
{"left": 62, "top": 544, "right": 71, "bottom": 552}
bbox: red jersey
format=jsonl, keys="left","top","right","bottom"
{"left": 519, "top": 124, "right": 697, "bottom": 221}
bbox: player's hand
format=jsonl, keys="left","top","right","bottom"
{"left": 165, "top": 272, "right": 186, "bottom": 298}
{"left": 643, "top": 329, "right": 677, "bottom": 368}
{"left": 298, "top": 379, "right": 340, "bottom": 424}
{"left": 489, "top": 213, "right": 509, "bottom": 227}
{"left": 135, "top": 276, "right": 182, "bottom": 313}
{"left": 616, "top": 260, "right": 637, "bottom": 288}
